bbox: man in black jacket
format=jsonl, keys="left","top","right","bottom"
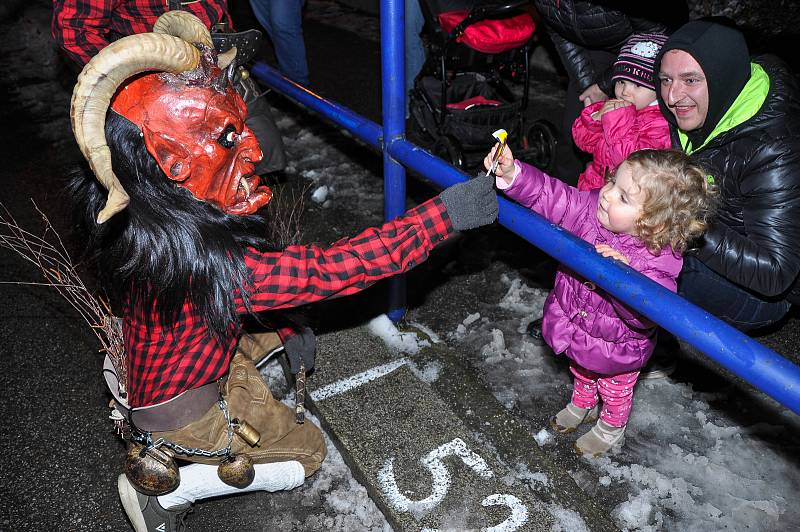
{"left": 656, "top": 20, "right": 800, "bottom": 331}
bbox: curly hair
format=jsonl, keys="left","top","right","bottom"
{"left": 621, "top": 149, "right": 717, "bottom": 254}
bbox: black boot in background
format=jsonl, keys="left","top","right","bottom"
{"left": 526, "top": 317, "right": 546, "bottom": 346}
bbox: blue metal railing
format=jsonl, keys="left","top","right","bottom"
{"left": 380, "top": 0, "right": 407, "bottom": 321}
{"left": 249, "top": 0, "right": 800, "bottom": 415}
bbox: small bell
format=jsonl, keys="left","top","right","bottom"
{"left": 124, "top": 443, "right": 180, "bottom": 496}
{"left": 217, "top": 453, "right": 255, "bottom": 488}
{"left": 232, "top": 418, "right": 261, "bottom": 447}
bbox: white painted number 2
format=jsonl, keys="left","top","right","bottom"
{"left": 377, "top": 438, "right": 529, "bottom": 531}
{"left": 482, "top": 494, "right": 528, "bottom": 532}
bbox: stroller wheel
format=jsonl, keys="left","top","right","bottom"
{"left": 523, "top": 120, "right": 557, "bottom": 173}
{"left": 432, "top": 135, "right": 464, "bottom": 169}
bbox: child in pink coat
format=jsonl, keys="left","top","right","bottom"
{"left": 484, "top": 146, "right": 716, "bottom": 456}
{"left": 573, "top": 33, "right": 671, "bottom": 191}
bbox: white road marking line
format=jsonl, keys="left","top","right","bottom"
{"left": 309, "top": 358, "right": 409, "bottom": 401}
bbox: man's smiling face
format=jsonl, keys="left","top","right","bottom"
{"left": 659, "top": 49, "right": 709, "bottom": 132}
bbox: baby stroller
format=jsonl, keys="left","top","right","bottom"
{"left": 409, "top": 0, "right": 557, "bottom": 171}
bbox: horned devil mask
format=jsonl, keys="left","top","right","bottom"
{"left": 71, "top": 10, "right": 273, "bottom": 223}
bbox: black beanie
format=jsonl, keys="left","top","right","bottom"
{"left": 655, "top": 20, "right": 751, "bottom": 145}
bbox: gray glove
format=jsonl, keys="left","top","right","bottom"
{"left": 439, "top": 174, "right": 499, "bottom": 231}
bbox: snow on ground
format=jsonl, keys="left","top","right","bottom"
{"left": 275, "top": 107, "right": 384, "bottom": 216}
{"left": 305, "top": 0, "right": 381, "bottom": 43}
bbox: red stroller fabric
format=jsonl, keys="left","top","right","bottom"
{"left": 437, "top": 10, "right": 535, "bottom": 54}
{"left": 446, "top": 95, "right": 502, "bottom": 110}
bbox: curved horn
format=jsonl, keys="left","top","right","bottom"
{"left": 71, "top": 33, "right": 201, "bottom": 223}
{"left": 152, "top": 10, "right": 213, "bottom": 48}
{"left": 217, "top": 46, "right": 238, "bottom": 70}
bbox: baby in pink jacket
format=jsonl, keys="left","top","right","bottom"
{"left": 573, "top": 33, "right": 671, "bottom": 191}
{"left": 485, "top": 146, "right": 716, "bottom": 456}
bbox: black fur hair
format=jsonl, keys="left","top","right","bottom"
{"left": 69, "top": 110, "right": 276, "bottom": 341}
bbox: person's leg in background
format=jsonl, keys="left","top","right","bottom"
{"left": 249, "top": 0, "right": 309, "bottom": 86}
{"left": 405, "top": 0, "right": 426, "bottom": 118}
{"left": 679, "top": 256, "right": 792, "bottom": 332}
{"left": 249, "top": 0, "right": 273, "bottom": 45}
{"left": 236, "top": 71, "right": 287, "bottom": 174}
{"left": 641, "top": 255, "right": 793, "bottom": 380}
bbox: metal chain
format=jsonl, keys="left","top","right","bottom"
{"left": 131, "top": 399, "right": 234, "bottom": 458}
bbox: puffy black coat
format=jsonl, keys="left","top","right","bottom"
{"left": 532, "top": 0, "right": 674, "bottom": 95}
{"left": 676, "top": 56, "right": 800, "bottom": 303}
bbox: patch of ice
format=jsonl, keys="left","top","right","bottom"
{"left": 533, "top": 428, "right": 553, "bottom": 447}
{"left": 311, "top": 185, "right": 329, "bottom": 203}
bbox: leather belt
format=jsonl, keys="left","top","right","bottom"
{"left": 103, "top": 356, "right": 220, "bottom": 433}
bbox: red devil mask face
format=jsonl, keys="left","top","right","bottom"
{"left": 111, "top": 71, "right": 272, "bottom": 215}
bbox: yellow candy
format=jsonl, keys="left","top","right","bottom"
{"left": 486, "top": 128, "right": 509, "bottom": 177}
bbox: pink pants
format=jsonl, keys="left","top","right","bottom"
{"left": 570, "top": 363, "right": 640, "bottom": 427}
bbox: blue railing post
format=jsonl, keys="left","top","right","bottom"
{"left": 381, "top": 0, "right": 408, "bottom": 322}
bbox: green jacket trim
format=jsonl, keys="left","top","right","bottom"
{"left": 679, "top": 62, "right": 770, "bottom": 154}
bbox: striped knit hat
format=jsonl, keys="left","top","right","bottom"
{"left": 612, "top": 33, "right": 669, "bottom": 91}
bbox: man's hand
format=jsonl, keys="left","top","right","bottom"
{"left": 439, "top": 174, "right": 499, "bottom": 231}
{"left": 579, "top": 83, "right": 609, "bottom": 107}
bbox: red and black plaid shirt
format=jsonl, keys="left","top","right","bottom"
{"left": 52, "top": 0, "right": 233, "bottom": 66}
{"left": 123, "top": 197, "right": 453, "bottom": 407}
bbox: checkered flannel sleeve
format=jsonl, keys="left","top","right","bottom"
{"left": 240, "top": 197, "right": 453, "bottom": 311}
{"left": 52, "top": 0, "right": 232, "bottom": 66}
{"left": 53, "top": 0, "right": 116, "bottom": 65}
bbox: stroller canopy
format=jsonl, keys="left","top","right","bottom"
{"left": 438, "top": 10, "right": 535, "bottom": 54}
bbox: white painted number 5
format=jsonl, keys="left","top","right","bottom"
{"left": 377, "top": 437, "right": 492, "bottom": 513}
{"left": 377, "top": 438, "right": 529, "bottom": 531}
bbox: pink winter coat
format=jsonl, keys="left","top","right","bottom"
{"left": 572, "top": 101, "right": 671, "bottom": 191}
{"left": 499, "top": 162, "right": 682, "bottom": 375}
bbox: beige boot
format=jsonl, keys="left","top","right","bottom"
{"left": 549, "top": 403, "right": 599, "bottom": 433}
{"left": 574, "top": 419, "right": 626, "bottom": 457}
{"left": 238, "top": 331, "right": 284, "bottom": 368}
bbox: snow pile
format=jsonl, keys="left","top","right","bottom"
{"left": 367, "top": 314, "right": 431, "bottom": 355}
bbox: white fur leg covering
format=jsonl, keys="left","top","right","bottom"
{"left": 157, "top": 460, "right": 306, "bottom": 509}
